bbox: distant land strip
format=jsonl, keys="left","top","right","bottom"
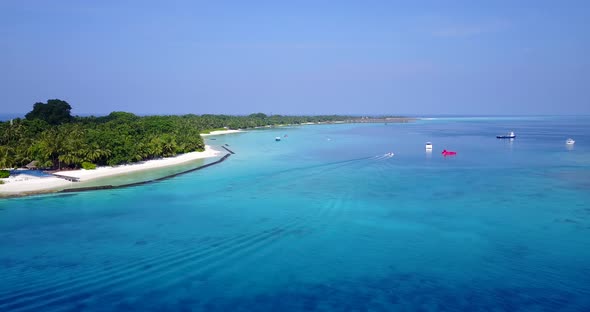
{"left": 344, "top": 117, "right": 416, "bottom": 123}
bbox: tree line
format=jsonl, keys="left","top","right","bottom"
{"left": 0, "top": 100, "right": 352, "bottom": 170}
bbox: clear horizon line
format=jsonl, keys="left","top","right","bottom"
{"left": 2, "top": 112, "right": 590, "bottom": 118}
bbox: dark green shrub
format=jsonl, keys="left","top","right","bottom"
{"left": 0, "top": 170, "right": 10, "bottom": 179}
{"left": 81, "top": 162, "right": 97, "bottom": 170}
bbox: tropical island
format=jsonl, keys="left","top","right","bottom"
{"left": 0, "top": 99, "right": 411, "bottom": 195}
{"left": 0, "top": 99, "right": 356, "bottom": 170}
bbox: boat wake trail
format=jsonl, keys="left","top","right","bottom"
{"left": 268, "top": 156, "right": 375, "bottom": 177}
{"left": 373, "top": 153, "right": 395, "bottom": 160}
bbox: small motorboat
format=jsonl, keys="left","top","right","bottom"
{"left": 275, "top": 136, "right": 281, "bottom": 141}
{"left": 442, "top": 149, "right": 457, "bottom": 156}
{"left": 497, "top": 131, "right": 516, "bottom": 139}
{"left": 566, "top": 138, "right": 575, "bottom": 145}
{"left": 425, "top": 142, "right": 433, "bottom": 150}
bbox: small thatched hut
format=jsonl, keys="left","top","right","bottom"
{"left": 25, "top": 161, "right": 39, "bottom": 169}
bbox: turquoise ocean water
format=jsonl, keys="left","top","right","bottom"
{"left": 1, "top": 117, "right": 589, "bottom": 311}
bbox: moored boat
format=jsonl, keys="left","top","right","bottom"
{"left": 425, "top": 142, "right": 433, "bottom": 150}
{"left": 566, "top": 138, "right": 575, "bottom": 145}
{"left": 275, "top": 136, "right": 281, "bottom": 141}
{"left": 497, "top": 131, "right": 516, "bottom": 139}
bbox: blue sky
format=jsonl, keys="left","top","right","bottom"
{"left": 1, "top": 1, "right": 588, "bottom": 116}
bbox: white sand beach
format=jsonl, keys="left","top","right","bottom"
{"left": 200, "top": 129, "right": 242, "bottom": 136}
{"left": 0, "top": 145, "right": 222, "bottom": 196}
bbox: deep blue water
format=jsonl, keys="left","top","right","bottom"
{"left": 1, "top": 117, "right": 589, "bottom": 311}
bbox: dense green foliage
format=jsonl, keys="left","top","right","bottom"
{"left": 0, "top": 170, "right": 9, "bottom": 178}
{"left": 81, "top": 162, "right": 97, "bottom": 170}
{"left": 0, "top": 100, "right": 352, "bottom": 169}
{"left": 25, "top": 99, "right": 73, "bottom": 125}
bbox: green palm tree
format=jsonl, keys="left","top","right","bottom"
{"left": 85, "top": 145, "right": 103, "bottom": 162}
{"left": 0, "top": 146, "right": 14, "bottom": 169}
{"left": 38, "top": 129, "right": 63, "bottom": 169}
{"left": 148, "top": 138, "right": 163, "bottom": 158}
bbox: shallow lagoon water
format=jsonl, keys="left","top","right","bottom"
{"left": 1, "top": 117, "right": 589, "bottom": 311}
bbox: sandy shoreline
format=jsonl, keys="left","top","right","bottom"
{"left": 0, "top": 145, "right": 222, "bottom": 196}
{"left": 200, "top": 129, "right": 242, "bottom": 136}
{"left": 1, "top": 129, "right": 243, "bottom": 197}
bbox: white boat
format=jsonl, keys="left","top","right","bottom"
{"left": 425, "top": 142, "right": 433, "bottom": 150}
{"left": 497, "top": 131, "right": 516, "bottom": 139}
{"left": 566, "top": 138, "right": 575, "bottom": 145}
{"left": 275, "top": 136, "right": 281, "bottom": 141}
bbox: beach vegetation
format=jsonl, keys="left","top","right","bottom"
{"left": 81, "top": 162, "right": 97, "bottom": 170}
{"left": 25, "top": 99, "right": 73, "bottom": 125}
{"left": 0, "top": 170, "right": 9, "bottom": 178}
{"left": 200, "top": 128, "right": 227, "bottom": 134}
{"left": 0, "top": 100, "right": 353, "bottom": 170}
{"left": 0, "top": 146, "right": 15, "bottom": 169}
{"left": 249, "top": 113, "right": 267, "bottom": 119}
